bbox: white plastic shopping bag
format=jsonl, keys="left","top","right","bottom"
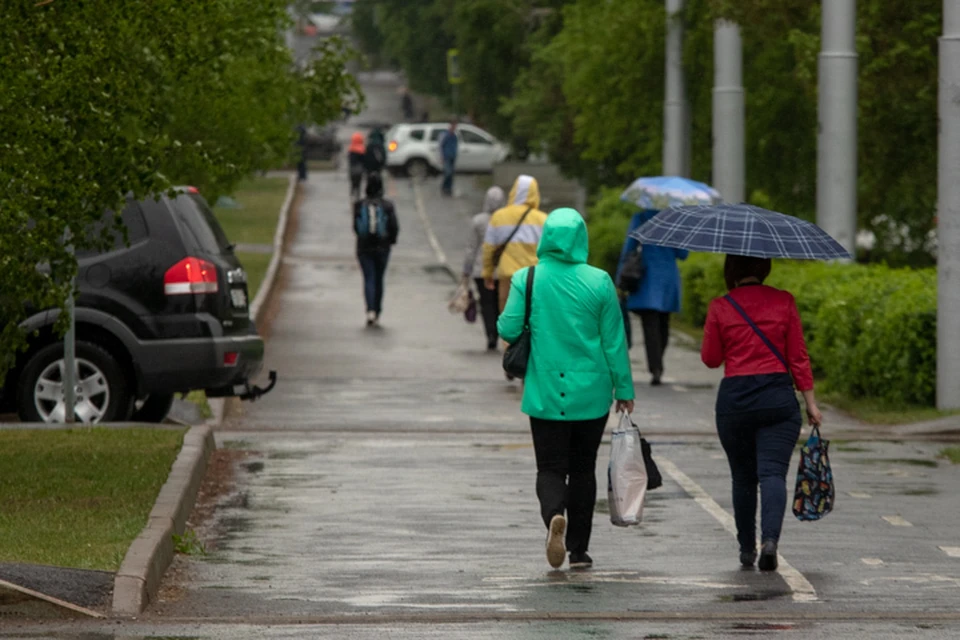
{"left": 608, "top": 411, "right": 648, "bottom": 527}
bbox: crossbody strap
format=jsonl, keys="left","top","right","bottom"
{"left": 499, "top": 205, "right": 534, "bottom": 251}
{"left": 523, "top": 266, "right": 535, "bottom": 329}
{"left": 723, "top": 294, "right": 789, "bottom": 371}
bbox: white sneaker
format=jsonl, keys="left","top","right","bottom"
{"left": 546, "top": 514, "right": 566, "bottom": 569}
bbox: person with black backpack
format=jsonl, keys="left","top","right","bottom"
{"left": 353, "top": 173, "right": 399, "bottom": 326}
{"left": 365, "top": 127, "right": 387, "bottom": 177}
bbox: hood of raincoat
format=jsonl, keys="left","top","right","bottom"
{"left": 349, "top": 132, "right": 365, "bottom": 154}
{"left": 507, "top": 174, "right": 540, "bottom": 210}
{"left": 482, "top": 186, "right": 506, "bottom": 214}
{"left": 537, "top": 207, "right": 588, "bottom": 264}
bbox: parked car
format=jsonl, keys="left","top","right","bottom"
{"left": 0, "top": 188, "right": 274, "bottom": 424}
{"left": 385, "top": 122, "right": 509, "bottom": 177}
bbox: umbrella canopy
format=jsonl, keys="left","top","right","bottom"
{"left": 620, "top": 176, "right": 722, "bottom": 210}
{"left": 629, "top": 203, "right": 852, "bottom": 260}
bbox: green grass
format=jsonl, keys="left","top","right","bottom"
{"left": 819, "top": 390, "right": 960, "bottom": 426}
{"left": 236, "top": 251, "right": 272, "bottom": 300}
{"left": 940, "top": 447, "right": 960, "bottom": 464}
{"left": 184, "top": 390, "right": 212, "bottom": 421}
{"left": 0, "top": 427, "right": 185, "bottom": 570}
{"left": 213, "top": 176, "right": 289, "bottom": 246}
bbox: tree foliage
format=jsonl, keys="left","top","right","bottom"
{"left": 0, "top": 0, "right": 363, "bottom": 383}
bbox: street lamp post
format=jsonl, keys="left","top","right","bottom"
{"left": 664, "top": 0, "right": 690, "bottom": 177}
{"left": 713, "top": 20, "right": 745, "bottom": 203}
{"left": 937, "top": 0, "right": 960, "bottom": 409}
{"left": 816, "top": 0, "right": 858, "bottom": 255}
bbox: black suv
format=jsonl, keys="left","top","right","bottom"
{"left": 1, "top": 188, "right": 271, "bottom": 423}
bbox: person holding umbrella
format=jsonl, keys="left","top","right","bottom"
{"left": 616, "top": 177, "right": 721, "bottom": 385}
{"left": 631, "top": 203, "right": 844, "bottom": 572}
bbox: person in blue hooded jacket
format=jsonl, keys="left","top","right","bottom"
{"left": 616, "top": 210, "right": 688, "bottom": 386}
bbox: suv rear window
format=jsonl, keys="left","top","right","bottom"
{"left": 171, "top": 194, "right": 233, "bottom": 255}
{"left": 76, "top": 201, "right": 149, "bottom": 258}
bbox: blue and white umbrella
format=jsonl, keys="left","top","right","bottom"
{"left": 629, "top": 203, "right": 851, "bottom": 260}
{"left": 620, "top": 176, "right": 722, "bottom": 210}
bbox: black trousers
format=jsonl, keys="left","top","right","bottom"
{"left": 474, "top": 278, "right": 499, "bottom": 347}
{"left": 530, "top": 415, "right": 608, "bottom": 555}
{"left": 634, "top": 310, "right": 670, "bottom": 375}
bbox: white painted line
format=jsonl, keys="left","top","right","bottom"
{"left": 881, "top": 515, "right": 913, "bottom": 527}
{"left": 940, "top": 546, "right": 960, "bottom": 557}
{"left": 861, "top": 557, "right": 884, "bottom": 566}
{"left": 847, "top": 491, "right": 872, "bottom": 499}
{"left": 411, "top": 181, "right": 449, "bottom": 268}
{"left": 658, "top": 457, "right": 818, "bottom": 603}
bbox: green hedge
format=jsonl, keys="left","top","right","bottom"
{"left": 677, "top": 254, "right": 936, "bottom": 406}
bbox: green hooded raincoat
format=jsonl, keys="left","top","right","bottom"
{"left": 498, "top": 208, "right": 635, "bottom": 421}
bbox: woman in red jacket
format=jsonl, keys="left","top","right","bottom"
{"left": 701, "top": 255, "right": 822, "bottom": 572}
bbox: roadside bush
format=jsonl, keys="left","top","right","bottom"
{"left": 677, "top": 253, "right": 936, "bottom": 406}
{"left": 585, "top": 188, "right": 635, "bottom": 278}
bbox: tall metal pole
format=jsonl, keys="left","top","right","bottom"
{"left": 816, "top": 0, "right": 858, "bottom": 254}
{"left": 937, "top": 0, "right": 960, "bottom": 409}
{"left": 712, "top": 20, "right": 745, "bottom": 203}
{"left": 664, "top": 0, "right": 690, "bottom": 177}
{"left": 63, "top": 282, "right": 76, "bottom": 424}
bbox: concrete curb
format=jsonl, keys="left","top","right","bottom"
{"left": 205, "top": 172, "right": 298, "bottom": 429}
{"left": 112, "top": 425, "right": 216, "bottom": 617}
{"left": 411, "top": 180, "right": 458, "bottom": 283}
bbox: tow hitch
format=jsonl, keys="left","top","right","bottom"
{"left": 239, "top": 370, "right": 277, "bottom": 401}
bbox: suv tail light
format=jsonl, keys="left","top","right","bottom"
{"left": 164, "top": 257, "right": 219, "bottom": 295}
{"left": 388, "top": 140, "right": 398, "bottom": 152}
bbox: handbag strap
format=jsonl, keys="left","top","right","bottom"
{"left": 497, "top": 206, "right": 534, "bottom": 253}
{"left": 523, "top": 266, "right": 535, "bottom": 329}
{"left": 723, "top": 294, "right": 789, "bottom": 371}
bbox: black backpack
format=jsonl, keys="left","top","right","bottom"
{"left": 617, "top": 245, "right": 645, "bottom": 292}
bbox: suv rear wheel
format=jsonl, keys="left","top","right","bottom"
{"left": 405, "top": 158, "right": 430, "bottom": 178}
{"left": 17, "top": 341, "right": 133, "bottom": 424}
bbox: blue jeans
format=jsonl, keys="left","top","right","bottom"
{"left": 715, "top": 374, "right": 801, "bottom": 552}
{"left": 441, "top": 158, "right": 455, "bottom": 194}
{"left": 357, "top": 249, "right": 390, "bottom": 314}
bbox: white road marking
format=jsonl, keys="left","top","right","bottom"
{"left": 940, "top": 546, "right": 960, "bottom": 557}
{"left": 411, "top": 181, "right": 449, "bottom": 268}
{"left": 658, "top": 457, "right": 818, "bottom": 603}
{"left": 881, "top": 515, "right": 913, "bottom": 527}
{"left": 861, "top": 557, "right": 884, "bottom": 566}
{"left": 847, "top": 491, "right": 872, "bottom": 499}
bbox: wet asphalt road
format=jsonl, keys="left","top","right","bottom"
{"left": 7, "top": 74, "right": 960, "bottom": 640}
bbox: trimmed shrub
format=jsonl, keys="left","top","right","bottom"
{"left": 676, "top": 254, "right": 936, "bottom": 406}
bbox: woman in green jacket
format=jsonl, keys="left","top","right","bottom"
{"left": 498, "top": 208, "right": 635, "bottom": 570}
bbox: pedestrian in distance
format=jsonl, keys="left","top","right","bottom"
{"left": 353, "top": 173, "right": 399, "bottom": 327}
{"left": 700, "top": 254, "right": 823, "bottom": 571}
{"left": 498, "top": 208, "right": 635, "bottom": 570}
{"left": 439, "top": 121, "right": 458, "bottom": 196}
{"left": 401, "top": 88, "right": 414, "bottom": 121}
{"left": 481, "top": 174, "right": 547, "bottom": 314}
{"left": 365, "top": 127, "right": 387, "bottom": 178}
{"left": 295, "top": 123, "right": 309, "bottom": 182}
{"left": 462, "top": 185, "right": 506, "bottom": 351}
{"left": 347, "top": 132, "right": 366, "bottom": 201}
{"left": 616, "top": 210, "right": 688, "bottom": 386}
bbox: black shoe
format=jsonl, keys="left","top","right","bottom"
{"left": 740, "top": 549, "right": 757, "bottom": 568}
{"left": 650, "top": 374, "right": 662, "bottom": 386}
{"left": 487, "top": 341, "right": 498, "bottom": 352}
{"left": 569, "top": 552, "right": 593, "bottom": 569}
{"left": 758, "top": 540, "right": 778, "bottom": 571}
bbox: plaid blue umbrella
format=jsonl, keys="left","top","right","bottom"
{"left": 620, "top": 176, "right": 722, "bottom": 210}
{"left": 629, "top": 203, "right": 852, "bottom": 260}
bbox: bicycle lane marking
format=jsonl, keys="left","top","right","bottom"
{"left": 657, "top": 457, "right": 819, "bottom": 603}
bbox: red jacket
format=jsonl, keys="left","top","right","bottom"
{"left": 701, "top": 284, "right": 814, "bottom": 391}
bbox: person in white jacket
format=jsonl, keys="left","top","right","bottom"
{"left": 462, "top": 186, "right": 506, "bottom": 350}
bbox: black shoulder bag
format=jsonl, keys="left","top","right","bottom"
{"left": 723, "top": 294, "right": 789, "bottom": 371}
{"left": 616, "top": 244, "right": 645, "bottom": 293}
{"left": 491, "top": 205, "right": 534, "bottom": 269}
{"left": 502, "top": 266, "right": 535, "bottom": 379}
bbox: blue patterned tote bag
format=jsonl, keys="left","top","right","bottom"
{"left": 792, "top": 425, "right": 834, "bottom": 521}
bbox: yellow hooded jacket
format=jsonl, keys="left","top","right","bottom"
{"left": 481, "top": 175, "right": 548, "bottom": 279}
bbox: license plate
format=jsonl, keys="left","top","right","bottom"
{"left": 230, "top": 288, "right": 247, "bottom": 308}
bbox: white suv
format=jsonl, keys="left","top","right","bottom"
{"left": 385, "top": 123, "right": 509, "bottom": 177}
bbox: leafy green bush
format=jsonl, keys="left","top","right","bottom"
{"left": 585, "top": 188, "right": 635, "bottom": 278}
{"left": 677, "top": 254, "right": 936, "bottom": 406}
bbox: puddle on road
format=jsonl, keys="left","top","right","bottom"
{"left": 242, "top": 461, "right": 265, "bottom": 473}
{"left": 849, "top": 458, "right": 938, "bottom": 468}
{"left": 898, "top": 486, "right": 940, "bottom": 496}
{"left": 718, "top": 590, "right": 790, "bottom": 603}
